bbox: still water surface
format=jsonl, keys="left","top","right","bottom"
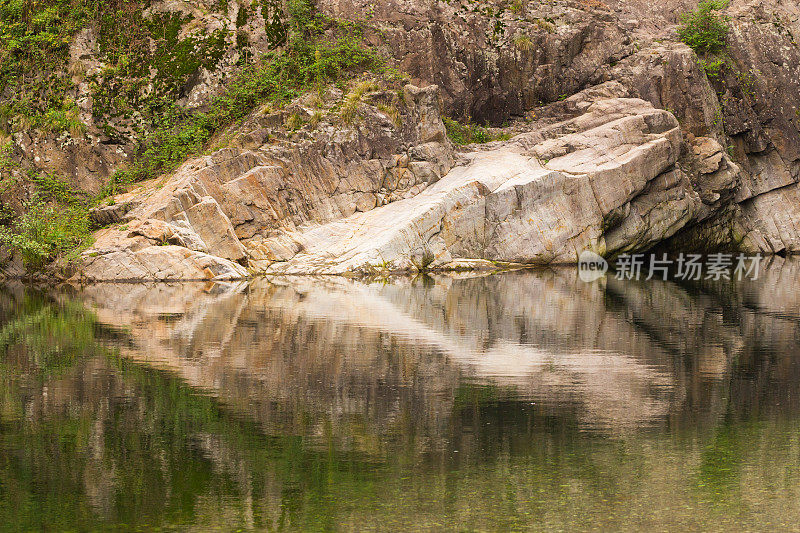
{"left": 3, "top": 260, "right": 800, "bottom": 531}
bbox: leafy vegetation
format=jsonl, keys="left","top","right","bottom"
{"left": 108, "top": 0, "right": 384, "bottom": 189}
{"left": 678, "top": 0, "right": 731, "bottom": 56}
{"left": 87, "top": 9, "right": 229, "bottom": 137}
{"left": 443, "top": 117, "right": 511, "bottom": 145}
{"left": 0, "top": 0, "right": 240, "bottom": 136}
{"left": 0, "top": 195, "right": 91, "bottom": 270}
{"left": 0, "top": 141, "right": 92, "bottom": 271}
{"left": 0, "top": 0, "right": 386, "bottom": 270}
{"left": 699, "top": 57, "right": 725, "bottom": 79}
{"left": 0, "top": 0, "right": 94, "bottom": 133}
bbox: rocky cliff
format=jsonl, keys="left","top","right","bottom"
{"left": 3, "top": 0, "right": 800, "bottom": 280}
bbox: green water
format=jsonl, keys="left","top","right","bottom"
{"left": 2, "top": 260, "right": 800, "bottom": 531}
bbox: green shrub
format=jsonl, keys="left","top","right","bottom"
{"left": 678, "top": 0, "right": 730, "bottom": 56}
{"left": 443, "top": 117, "right": 510, "bottom": 145}
{"left": 0, "top": 149, "right": 92, "bottom": 270}
{"left": 0, "top": 196, "right": 92, "bottom": 270}
{"left": 699, "top": 57, "right": 725, "bottom": 79}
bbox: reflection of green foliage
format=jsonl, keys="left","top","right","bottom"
{"left": 0, "top": 288, "right": 384, "bottom": 530}
{"left": 0, "top": 290, "right": 98, "bottom": 377}
{"left": 2, "top": 287, "right": 800, "bottom": 530}
{"left": 696, "top": 423, "right": 747, "bottom": 498}
{"left": 453, "top": 381, "right": 511, "bottom": 408}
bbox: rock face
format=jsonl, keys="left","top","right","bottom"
{"left": 321, "top": 0, "right": 637, "bottom": 123}
{"left": 45, "top": 0, "right": 800, "bottom": 279}
{"left": 77, "top": 84, "right": 456, "bottom": 280}
{"left": 609, "top": 1, "right": 800, "bottom": 254}
{"left": 78, "top": 81, "right": 741, "bottom": 278}
{"left": 260, "top": 83, "right": 739, "bottom": 273}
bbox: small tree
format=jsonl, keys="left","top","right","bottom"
{"left": 678, "top": 0, "right": 731, "bottom": 56}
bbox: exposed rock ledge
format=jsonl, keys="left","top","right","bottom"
{"left": 76, "top": 81, "right": 747, "bottom": 280}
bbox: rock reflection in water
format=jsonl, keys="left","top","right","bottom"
{"left": 75, "top": 257, "right": 800, "bottom": 441}
{"left": 3, "top": 259, "right": 800, "bottom": 530}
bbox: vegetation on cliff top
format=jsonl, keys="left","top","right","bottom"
{"left": 0, "top": 0, "right": 386, "bottom": 271}
{"left": 0, "top": 0, "right": 231, "bottom": 135}
{"left": 678, "top": 0, "right": 731, "bottom": 84}
{"left": 678, "top": 0, "right": 730, "bottom": 56}
{"left": 110, "top": 0, "right": 384, "bottom": 188}
{"left": 0, "top": 0, "right": 90, "bottom": 133}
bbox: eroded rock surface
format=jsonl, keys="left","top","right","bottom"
{"left": 58, "top": 0, "right": 800, "bottom": 280}
{"left": 257, "top": 84, "right": 739, "bottom": 273}
{"left": 78, "top": 84, "right": 455, "bottom": 280}
{"left": 77, "top": 81, "right": 745, "bottom": 278}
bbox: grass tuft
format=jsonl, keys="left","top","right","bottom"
{"left": 285, "top": 112, "right": 304, "bottom": 131}
{"left": 443, "top": 117, "right": 511, "bottom": 145}
{"left": 513, "top": 33, "right": 535, "bottom": 51}
{"left": 377, "top": 104, "right": 401, "bottom": 128}
{"left": 340, "top": 79, "right": 379, "bottom": 125}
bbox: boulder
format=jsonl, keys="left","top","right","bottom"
{"left": 77, "top": 245, "right": 248, "bottom": 282}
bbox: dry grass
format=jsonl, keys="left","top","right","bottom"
{"left": 534, "top": 18, "right": 557, "bottom": 34}
{"left": 513, "top": 33, "right": 535, "bottom": 51}
{"left": 16, "top": 115, "right": 34, "bottom": 131}
{"left": 309, "top": 110, "right": 323, "bottom": 129}
{"left": 310, "top": 86, "right": 326, "bottom": 108}
{"left": 67, "top": 59, "right": 87, "bottom": 81}
{"left": 66, "top": 107, "right": 85, "bottom": 138}
{"left": 285, "top": 112, "right": 304, "bottom": 131}
{"left": 341, "top": 79, "right": 379, "bottom": 125}
{"left": 377, "top": 104, "right": 401, "bottom": 128}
